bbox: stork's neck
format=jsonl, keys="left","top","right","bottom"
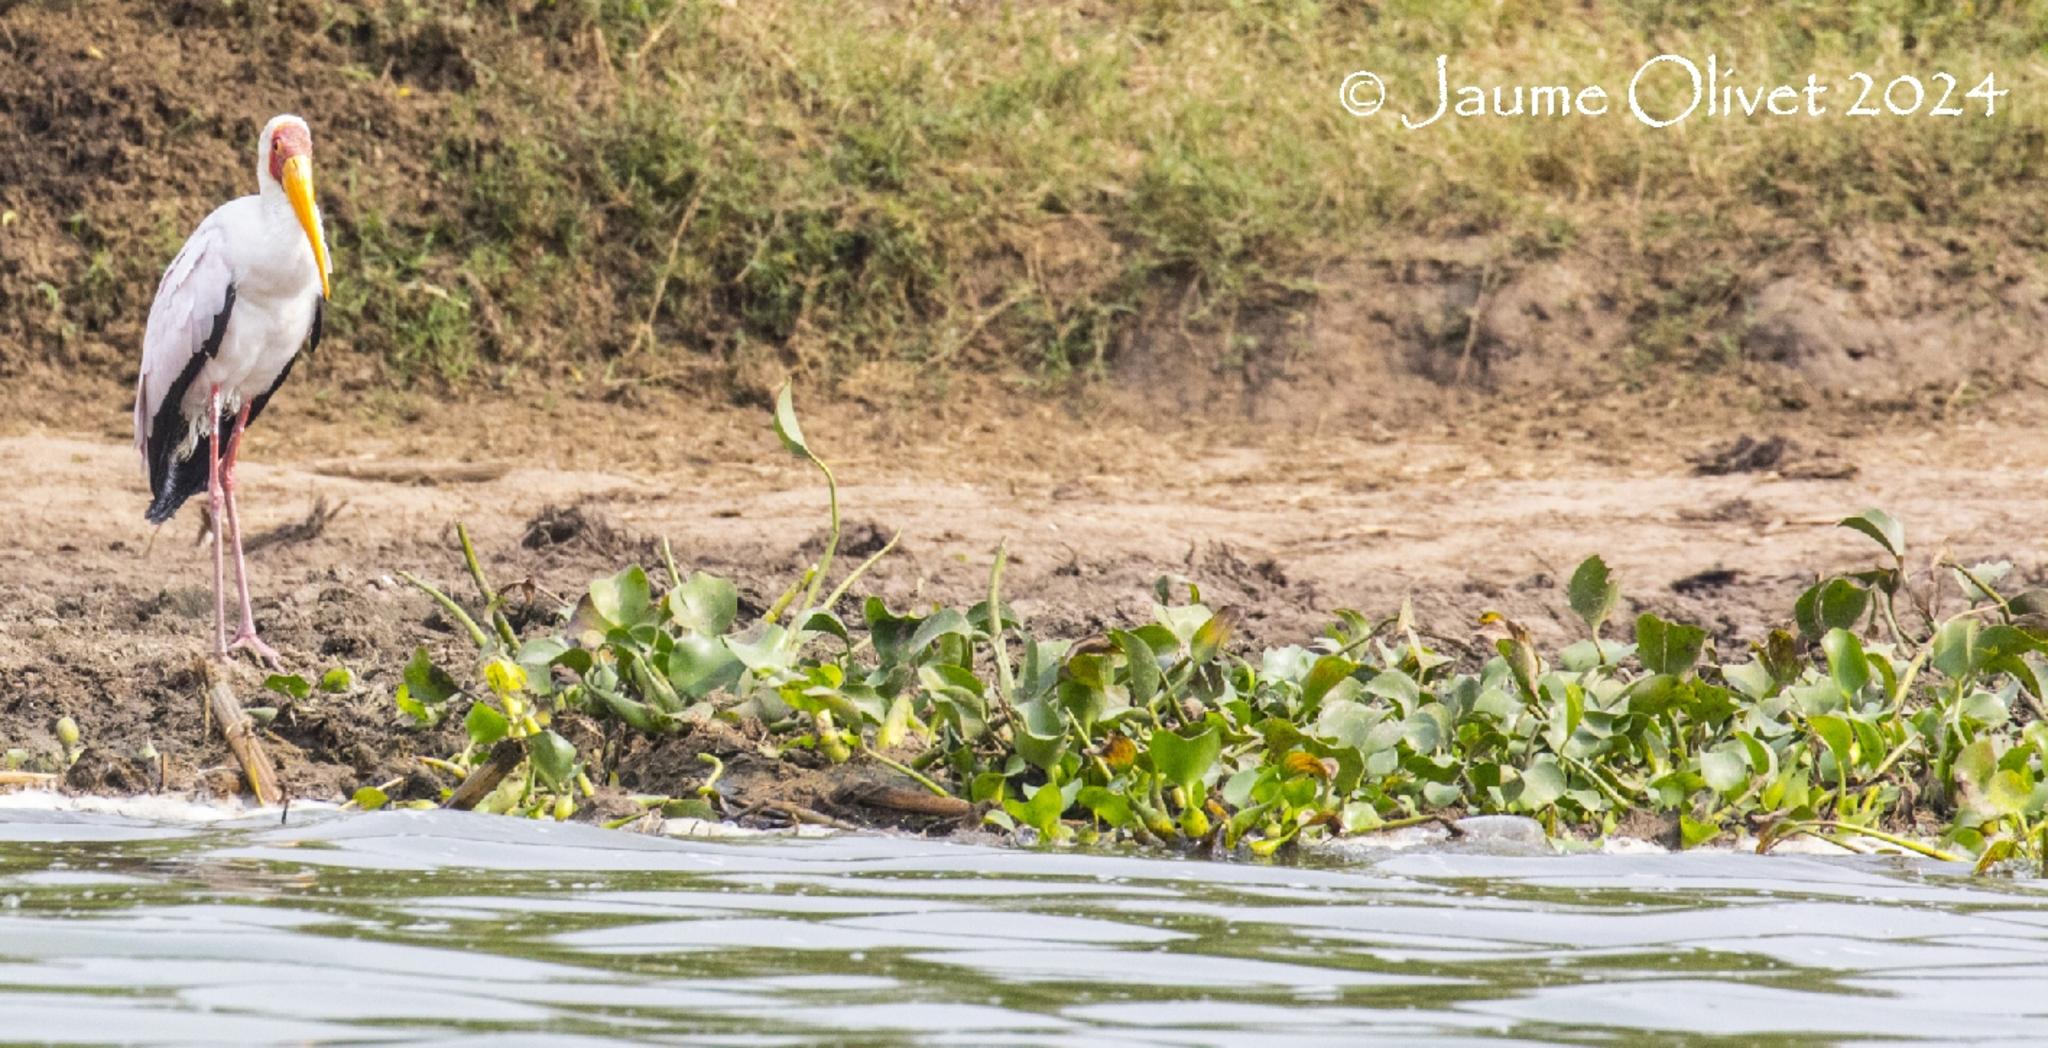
{"left": 237, "top": 181, "right": 321, "bottom": 298}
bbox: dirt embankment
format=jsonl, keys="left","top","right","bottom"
{"left": 3, "top": 388, "right": 2044, "bottom": 816}
{"left": 2, "top": 3, "right": 2044, "bottom": 819}
{"left": 1122, "top": 235, "right": 2048, "bottom": 428}
{"left": 4, "top": 2, "right": 2045, "bottom": 431}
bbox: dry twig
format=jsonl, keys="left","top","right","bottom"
{"left": 444, "top": 740, "right": 526, "bottom": 811}
{"left": 206, "top": 673, "right": 281, "bottom": 806}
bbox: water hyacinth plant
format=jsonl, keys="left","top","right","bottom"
{"left": 385, "top": 386, "right": 2048, "bottom": 871}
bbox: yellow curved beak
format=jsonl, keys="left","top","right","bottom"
{"left": 281, "top": 154, "right": 331, "bottom": 299}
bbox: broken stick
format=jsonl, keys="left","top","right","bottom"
{"left": 443, "top": 739, "right": 525, "bottom": 811}
{"left": 832, "top": 782, "right": 972, "bottom": 820}
{"left": 206, "top": 674, "right": 282, "bottom": 806}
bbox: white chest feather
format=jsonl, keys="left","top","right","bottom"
{"left": 139, "top": 193, "right": 325, "bottom": 443}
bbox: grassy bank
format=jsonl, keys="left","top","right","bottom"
{"left": 1, "top": 1, "right": 2042, "bottom": 399}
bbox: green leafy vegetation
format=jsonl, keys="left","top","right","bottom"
{"left": 386, "top": 387, "right": 2048, "bottom": 871}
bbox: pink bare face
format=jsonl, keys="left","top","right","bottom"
{"left": 267, "top": 124, "right": 313, "bottom": 183}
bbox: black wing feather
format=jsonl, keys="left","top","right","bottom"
{"left": 143, "top": 285, "right": 236, "bottom": 525}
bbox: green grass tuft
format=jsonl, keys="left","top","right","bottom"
{"left": 6, "top": 1, "right": 2043, "bottom": 392}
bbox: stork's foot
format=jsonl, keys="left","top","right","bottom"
{"left": 228, "top": 630, "right": 284, "bottom": 671}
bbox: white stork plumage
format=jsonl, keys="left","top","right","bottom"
{"left": 133, "top": 114, "right": 332, "bottom": 668}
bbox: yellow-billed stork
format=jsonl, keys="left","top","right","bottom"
{"left": 133, "top": 114, "right": 332, "bottom": 668}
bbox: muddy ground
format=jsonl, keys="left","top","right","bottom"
{"left": 2, "top": 386, "right": 2044, "bottom": 826}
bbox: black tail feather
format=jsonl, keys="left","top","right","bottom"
{"left": 144, "top": 428, "right": 220, "bottom": 525}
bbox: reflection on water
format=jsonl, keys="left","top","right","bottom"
{"left": 3, "top": 803, "right": 2047, "bottom": 1045}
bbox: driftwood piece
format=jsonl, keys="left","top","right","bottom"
{"left": 772, "top": 803, "right": 864, "bottom": 832}
{"left": 245, "top": 495, "right": 348, "bottom": 553}
{"left": 443, "top": 740, "right": 525, "bottom": 811}
{"left": 311, "top": 460, "right": 510, "bottom": 485}
{"left": 206, "top": 676, "right": 282, "bottom": 806}
{"left": 832, "top": 782, "right": 973, "bottom": 819}
{"left": 0, "top": 771, "right": 58, "bottom": 789}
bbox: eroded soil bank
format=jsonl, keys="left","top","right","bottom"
{"left": 3, "top": 390, "right": 2044, "bottom": 826}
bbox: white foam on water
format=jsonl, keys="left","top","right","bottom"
{"left": 0, "top": 788, "right": 338, "bottom": 825}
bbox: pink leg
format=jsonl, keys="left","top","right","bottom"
{"left": 221, "top": 403, "right": 282, "bottom": 669}
{"left": 206, "top": 387, "right": 228, "bottom": 658}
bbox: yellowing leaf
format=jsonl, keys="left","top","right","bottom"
{"left": 1101, "top": 732, "right": 1136, "bottom": 771}
{"left": 483, "top": 658, "right": 529, "bottom": 697}
{"left": 1282, "top": 751, "right": 1335, "bottom": 781}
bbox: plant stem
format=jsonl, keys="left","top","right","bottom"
{"left": 1864, "top": 735, "right": 1922, "bottom": 784}
{"left": 1884, "top": 593, "right": 1916, "bottom": 650}
{"left": 1777, "top": 820, "right": 1965, "bottom": 862}
{"left": 794, "top": 459, "right": 840, "bottom": 625}
{"left": 1884, "top": 648, "right": 1929, "bottom": 718}
{"left": 860, "top": 742, "right": 953, "bottom": 798}
{"left": 419, "top": 756, "right": 469, "bottom": 778}
{"left": 1561, "top": 753, "right": 1636, "bottom": 809}
{"left": 1360, "top": 812, "right": 1449, "bottom": 834}
{"left": 399, "top": 571, "right": 493, "bottom": 651}
{"left": 1946, "top": 559, "right": 2010, "bottom": 614}
{"left": 458, "top": 523, "right": 518, "bottom": 648}
{"left": 818, "top": 529, "right": 901, "bottom": 613}
{"left": 762, "top": 569, "right": 812, "bottom": 628}
{"left": 342, "top": 776, "right": 405, "bottom": 809}
{"left": 695, "top": 752, "right": 726, "bottom": 797}
{"left": 662, "top": 536, "right": 683, "bottom": 589}
{"left": 987, "top": 539, "right": 1016, "bottom": 720}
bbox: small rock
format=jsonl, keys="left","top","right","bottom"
{"left": 660, "top": 817, "right": 766, "bottom": 839}
{"left": 1453, "top": 815, "right": 1547, "bottom": 846}
{"left": 1599, "top": 837, "right": 1669, "bottom": 855}
{"left": 1732, "top": 833, "right": 1857, "bottom": 857}
{"left": 659, "top": 817, "right": 839, "bottom": 840}
{"left": 1312, "top": 822, "right": 1452, "bottom": 862}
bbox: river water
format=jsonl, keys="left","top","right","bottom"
{"left": 2, "top": 800, "right": 2046, "bottom": 1045}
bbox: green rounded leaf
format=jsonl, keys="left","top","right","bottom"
{"left": 1150, "top": 723, "right": 1223, "bottom": 795}
{"left": 1014, "top": 699, "right": 1071, "bottom": 771}
{"left": 1115, "top": 630, "right": 1163, "bottom": 708}
{"left": 589, "top": 566, "right": 654, "bottom": 630}
{"left": 1821, "top": 629, "right": 1871, "bottom": 698}
{"left": 1635, "top": 614, "right": 1707, "bottom": 677}
{"left": 667, "top": 635, "right": 743, "bottom": 698}
{"left": 1838, "top": 509, "right": 1905, "bottom": 559}
{"left": 667, "top": 572, "right": 739, "bottom": 635}
{"left": 1514, "top": 756, "right": 1566, "bottom": 810}
{"left": 263, "top": 674, "right": 311, "bottom": 700}
{"left": 1795, "top": 578, "right": 1871, "bottom": 641}
{"left": 404, "top": 647, "right": 460, "bottom": 705}
{"left": 1077, "top": 785, "right": 1134, "bottom": 828}
{"left": 1316, "top": 698, "right": 1377, "bottom": 751}
{"left": 529, "top": 730, "right": 580, "bottom": 789}
{"left": 1567, "top": 555, "right": 1620, "bottom": 635}
{"left": 773, "top": 381, "right": 813, "bottom": 461}
{"left": 1807, "top": 713, "right": 1855, "bottom": 780}
{"left": 1700, "top": 747, "right": 1748, "bottom": 795}
{"left": 1004, "top": 781, "right": 1068, "bottom": 837}
{"left": 465, "top": 702, "right": 510, "bottom": 747}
